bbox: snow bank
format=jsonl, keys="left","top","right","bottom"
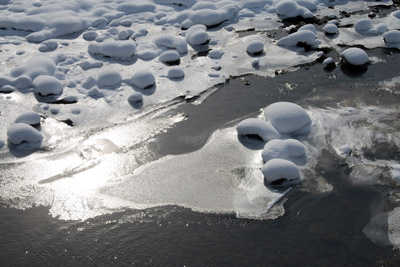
{"left": 261, "top": 158, "right": 300, "bottom": 185}
{"left": 341, "top": 47, "right": 369, "bottom": 66}
{"left": 236, "top": 118, "right": 281, "bottom": 141}
{"left": 7, "top": 123, "right": 43, "bottom": 145}
{"left": 185, "top": 24, "right": 210, "bottom": 46}
{"left": 261, "top": 139, "right": 306, "bottom": 164}
{"left": 264, "top": 102, "right": 311, "bottom": 135}
{"left": 32, "top": 75, "right": 63, "bottom": 96}
{"left": 130, "top": 70, "right": 155, "bottom": 89}
{"left": 15, "top": 112, "right": 41, "bottom": 126}
{"left": 97, "top": 69, "right": 122, "bottom": 88}
{"left": 88, "top": 40, "right": 137, "bottom": 59}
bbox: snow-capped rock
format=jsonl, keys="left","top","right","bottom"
{"left": 32, "top": 75, "right": 63, "bottom": 96}
{"left": 383, "top": 30, "right": 400, "bottom": 43}
{"left": 323, "top": 24, "right": 338, "bottom": 35}
{"left": 130, "top": 70, "right": 155, "bottom": 89}
{"left": 277, "top": 30, "right": 316, "bottom": 49}
{"left": 246, "top": 40, "right": 264, "bottom": 56}
{"left": 261, "top": 158, "right": 301, "bottom": 185}
{"left": 275, "top": 0, "right": 313, "bottom": 19}
{"left": 167, "top": 67, "right": 185, "bottom": 79}
{"left": 97, "top": 69, "right": 122, "bottom": 88}
{"left": 185, "top": 24, "right": 210, "bottom": 46}
{"left": 264, "top": 102, "right": 311, "bottom": 135}
{"left": 159, "top": 50, "right": 181, "bottom": 65}
{"left": 7, "top": 123, "right": 43, "bottom": 145}
{"left": 236, "top": 118, "right": 281, "bottom": 141}
{"left": 15, "top": 112, "right": 41, "bottom": 126}
{"left": 341, "top": 47, "right": 369, "bottom": 66}
{"left": 261, "top": 139, "right": 306, "bottom": 164}
{"left": 154, "top": 35, "right": 188, "bottom": 54}
{"left": 88, "top": 40, "right": 137, "bottom": 59}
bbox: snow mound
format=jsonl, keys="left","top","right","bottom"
{"left": 298, "top": 24, "right": 316, "bottom": 34}
{"left": 277, "top": 30, "right": 316, "bottom": 48}
{"left": 83, "top": 31, "right": 98, "bottom": 41}
{"left": 275, "top": 0, "right": 313, "bottom": 19}
{"left": 236, "top": 118, "right": 281, "bottom": 141}
{"left": 32, "top": 75, "right": 63, "bottom": 96}
{"left": 154, "top": 35, "right": 188, "bottom": 54}
{"left": 88, "top": 40, "right": 137, "bottom": 59}
{"left": 323, "top": 24, "right": 338, "bottom": 35}
{"left": 261, "top": 158, "right": 301, "bottom": 185}
{"left": 79, "top": 60, "right": 103, "bottom": 70}
{"left": 7, "top": 123, "right": 43, "bottom": 145}
{"left": 15, "top": 112, "right": 41, "bottom": 126}
{"left": 159, "top": 50, "right": 181, "bottom": 65}
{"left": 97, "top": 69, "right": 122, "bottom": 88}
{"left": 264, "top": 102, "right": 311, "bottom": 135}
{"left": 167, "top": 67, "right": 185, "bottom": 79}
{"left": 246, "top": 40, "right": 264, "bottom": 56}
{"left": 341, "top": 47, "right": 369, "bottom": 66}
{"left": 393, "top": 10, "right": 400, "bottom": 19}
{"left": 261, "top": 139, "right": 306, "bottom": 164}
{"left": 130, "top": 70, "right": 155, "bottom": 89}
{"left": 116, "top": 2, "right": 156, "bottom": 14}
{"left": 383, "top": 30, "right": 400, "bottom": 43}
{"left": 185, "top": 24, "right": 210, "bottom": 46}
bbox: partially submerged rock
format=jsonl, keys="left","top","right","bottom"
{"left": 236, "top": 118, "right": 281, "bottom": 141}
{"left": 261, "top": 158, "right": 301, "bottom": 185}
{"left": 7, "top": 123, "right": 43, "bottom": 145}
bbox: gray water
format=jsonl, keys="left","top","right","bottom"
{"left": 1, "top": 48, "right": 400, "bottom": 266}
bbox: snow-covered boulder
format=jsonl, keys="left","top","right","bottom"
{"left": 185, "top": 24, "right": 210, "bottom": 46}
{"left": 261, "top": 139, "right": 306, "bottom": 164}
{"left": 154, "top": 35, "right": 188, "bottom": 54}
{"left": 275, "top": 0, "right": 313, "bottom": 19}
{"left": 264, "top": 102, "right": 311, "bottom": 135}
{"left": 383, "top": 30, "right": 400, "bottom": 43}
{"left": 208, "top": 50, "right": 224, "bottom": 59}
{"left": 97, "top": 69, "right": 122, "bottom": 88}
{"left": 298, "top": 24, "right": 316, "bottom": 34}
{"left": 277, "top": 30, "right": 316, "bottom": 49}
{"left": 392, "top": 10, "right": 400, "bottom": 19}
{"left": 7, "top": 123, "right": 43, "bottom": 145}
{"left": 323, "top": 57, "right": 335, "bottom": 70}
{"left": 11, "top": 55, "right": 56, "bottom": 80}
{"left": 167, "top": 67, "right": 185, "bottom": 79}
{"left": 88, "top": 40, "right": 136, "bottom": 59}
{"left": 128, "top": 92, "right": 143, "bottom": 105}
{"left": 32, "top": 75, "right": 63, "bottom": 96}
{"left": 15, "top": 112, "right": 41, "bottom": 126}
{"left": 83, "top": 31, "right": 98, "bottom": 41}
{"left": 354, "top": 18, "right": 373, "bottom": 32}
{"left": 246, "top": 40, "right": 264, "bottom": 56}
{"left": 261, "top": 158, "right": 301, "bottom": 185}
{"left": 159, "top": 50, "right": 181, "bottom": 65}
{"left": 0, "top": 85, "right": 15, "bottom": 93}
{"left": 130, "top": 70, "right": 155, "bottom": 89}
{"left": 236, "top": 118, "right": 281, "bottom": 141}
{"left": 341, "top": 48, "right": 369, "bottom": 66}
{"left": 323, "top": 24, "right": 338, "bottom": 35}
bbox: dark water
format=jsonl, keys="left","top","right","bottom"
{"left": 1, "top": 49, "right": 400, "bottom": 266}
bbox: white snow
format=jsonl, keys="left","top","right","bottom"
{"left": 88, "top": 40, "right": 137, "bottom": 59}
{"left": 130, "top": 70, "right": 156, "bottom": 89}
{"left": 354, "top": 18, "right": 373, "bottom": 32}
{"left": 261, "top": 158, "right": 301, "bottom": 185}
{"left": 127, "top": 92, "right": 143, "bottom": 104}
{"left": 341, "top": 47, "right": 369, "bottom": 66}
{"left": 32, "top": 75, "right": 63, "bottom": 96}
{"left": 185, "top": 24, "right": 210, "bottom": 46}
{"left": 167, "top": 67, "right": 185, "bottom": 79}
{"left": 383, "top": 30, "right": 400, "bottom": 43}
{"left": 15, "top": 112, "right": 41, "bottom": 126}
{"left": 38, "top": 40, "right": 58, "bottom": 52}
{"left": 97, "top": 69, "right": 122, "bottom": 88}
{"left": 264, "top": 102, "right": 312, "bottom": 135}
{"left": 323, "top": 57, "right": 334, "bottom": 65}
{"left": 246, "top": 40, "right": 264, "bottom": 55}
{"left": 7, "top": 123, "right": 43, "bottom": 145}
{"left": 261, "top": 139, "right": 306, "bottom": 164}
{"left": 236, "top": 118, "right": 281, "bottom": 141}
